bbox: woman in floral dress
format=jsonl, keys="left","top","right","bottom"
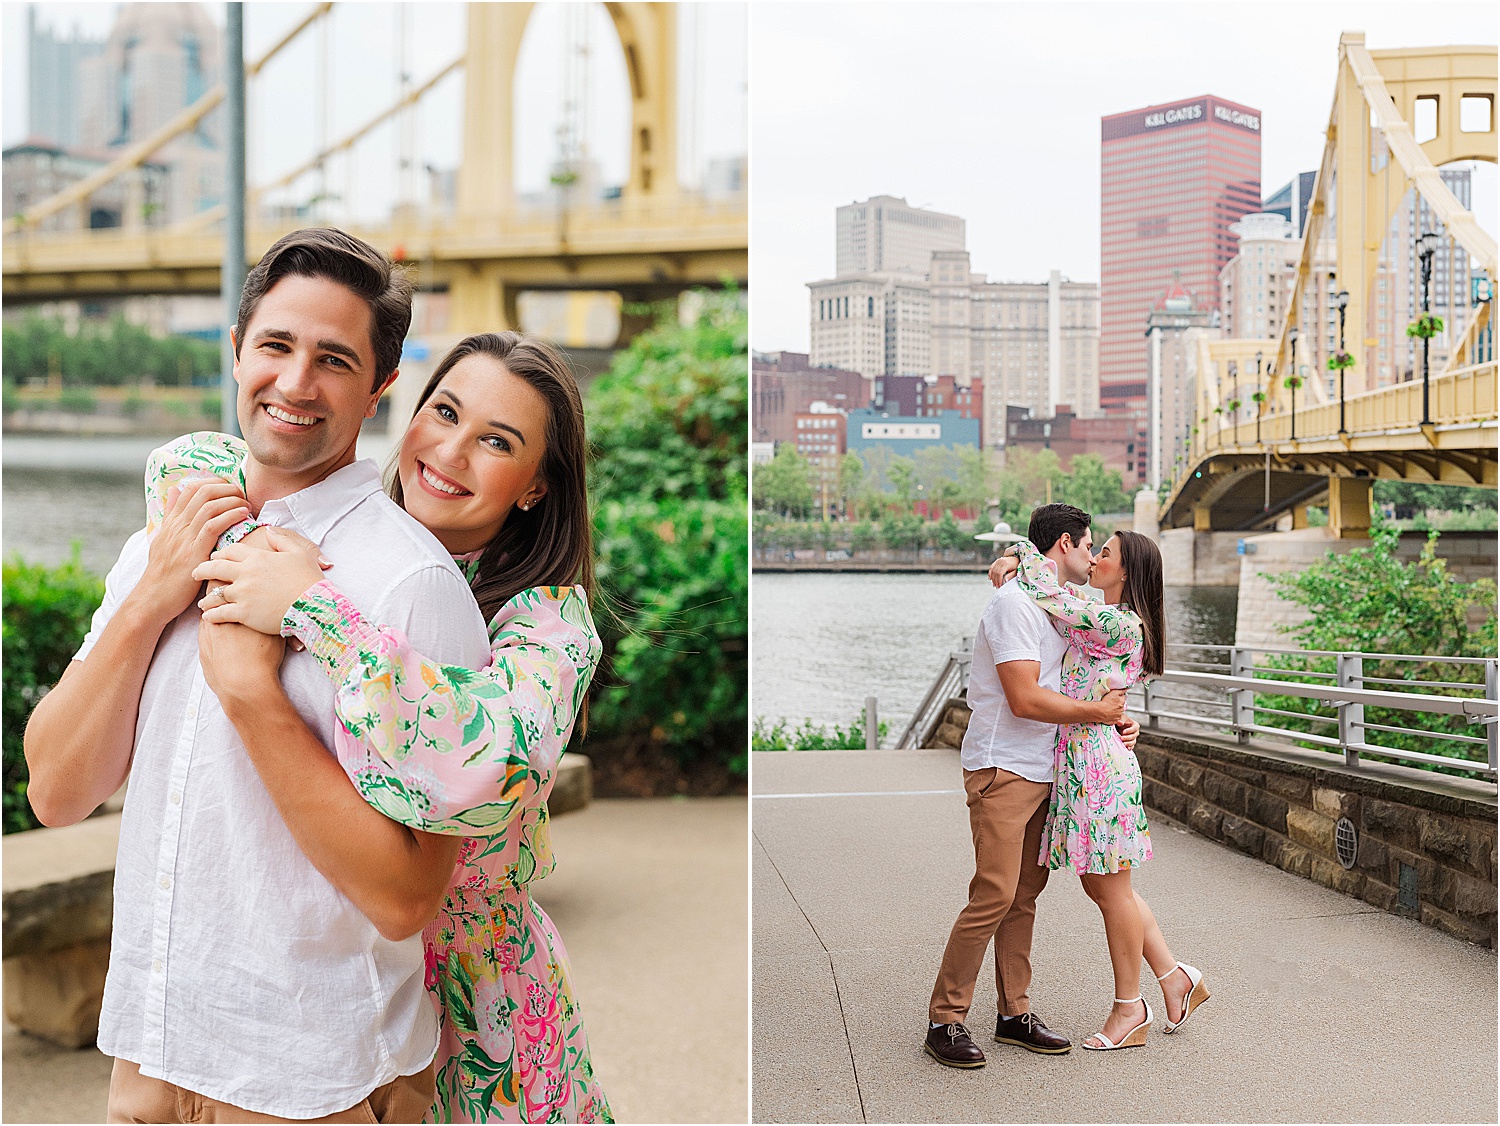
{"left": 147, "top": 333, "right": 611, "bottom": 1122}
{"left": 994, "top": 530, "right": 1209, "bottom": 1052}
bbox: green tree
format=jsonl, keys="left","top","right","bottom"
{"left": 752, "top": 443, "right": 813, "bottom": 517}
{"left": 934, "top": 511, "right": 970, "bottom": 553}
{"left": 880, "top": 510, "right": 925, "bottom": 553}
{"left": 888, "top": 456, "right": 917, "bottom": 509}
{"left": 838, "top": 452, "right": 866, "bottom": 518}
{"left": 1057, "top": 453, "right": 1134, "bottom": 514}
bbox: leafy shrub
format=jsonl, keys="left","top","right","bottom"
{"left": 1256, "top": 523, "right": 1496, "bottom": 776}
{"left": 1, "top": 313, "right": 219, "bottom": 387}
{"left": 849, "top": 522, "right": 878, "bottom": 553}
{"left": 3, "top": 549, "right": 106, "bottom": 834}
{"left": 584, "top": 290, "right": 747, "bottom": 781}
{"left": 752, "top": 713, "right": 889, "bottom": 751}
{"left": 57, "top": 386, "right": 97, "bottom": 413}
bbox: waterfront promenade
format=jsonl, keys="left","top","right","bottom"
{"left": 3, "top": 797, "right": 749, "bottom": 1125}
{"left": 753, "top": 749, "right": 1497, "bottom": 1123}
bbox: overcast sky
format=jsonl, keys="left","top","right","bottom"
{"left": 5, "top": 2, "right": 747, "bottom": 221}
{"left": 750, "top": 2, "right": 1497, "bottom": 352}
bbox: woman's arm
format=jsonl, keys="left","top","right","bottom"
{"left": 1009, "top": 540, "right": 1142, "bottom": 660}
{"left": 191, "top": 530, "right": 602, "bottom": 837}
{"left": 199, "top": 619, "right": 460, "bottom": 941}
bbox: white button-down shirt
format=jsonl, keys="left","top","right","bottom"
{"left": 77, "top": 459, "right": 490, "bottom": 1118}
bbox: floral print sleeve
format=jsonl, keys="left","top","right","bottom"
{"left": 1011, "top": 538, "right": 1142, "bottom": 663}
{"left": 143, "top": 430, "right": 258, "bottom": 545}
{"left": 282, "top": 581, "right": 602, "bottom": 837}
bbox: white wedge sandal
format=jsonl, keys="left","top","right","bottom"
{"left": 1157, "top": 962, "right": 1210, "bottom": 1034}
{"left": 1078, "top": 997, "right": 1152, "bottom": 1051}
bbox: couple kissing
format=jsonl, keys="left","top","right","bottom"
{"left": 925, "top": 503, "right": 1209, "bottom": 1067}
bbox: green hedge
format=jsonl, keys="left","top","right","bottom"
{"left": 3, "top": 549, "right": 105, "bottom": 834}
{"left": 584, "top": 290, "right": 748, "bottom": 778}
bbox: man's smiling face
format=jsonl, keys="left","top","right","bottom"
{"left": 234, "top": 273, "right": 389, "bottom": 483}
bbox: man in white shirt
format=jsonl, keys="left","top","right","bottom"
{"left": 924, "top": 503, "right": 1139, "bottom": 1068}
{"left": 25, "top": 228, "right": 491, "bottom": 1121}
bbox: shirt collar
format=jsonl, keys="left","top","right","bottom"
{"left": 256, "top": 459, "right": 384, "bottom": 543}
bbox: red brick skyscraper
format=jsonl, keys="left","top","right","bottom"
{"left": 1099, "top": 95, "right": 1262, "bottom": 422}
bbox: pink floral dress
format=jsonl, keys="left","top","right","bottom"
{"left": 1010, "top": 540, "right": 1153, "bottom": 875}
{"left": 146, "top": 434, "right": 612, "bottom": 1124}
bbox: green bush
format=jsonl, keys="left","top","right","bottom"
{"left": 1256, "top": 522, "right": 1497, "bottom": 776}
{"left": 585, "top": 289, "right": 747, "bottom": 779}
{"left": 57, "top": 386, "right": 97, "bottom": 413}
{"left": 849, "top": 522, "right": 878, "bottom": 553}
{"left": 201, "top": 392, "right": 221, "bottom": 420}
{"left": 3, "top": 549, "right": 107, "bottom": 834}
{"left": 752, "top": 713, "right": 890, "bottom": 751}
{"left": 1, "top": 313, "right": 219, "bottom": 387}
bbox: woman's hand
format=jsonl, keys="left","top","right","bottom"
{"left": 199, "top": 618, "right": 286, "bottom": 712}
{"left": 192, "top": 525, "right": 331, "bottom": 636}
{"left": 988, "top": 554, "right": 1020, "bottom": 588}
{"left": 132, "top": 479, "right": 251, "bottom": 627}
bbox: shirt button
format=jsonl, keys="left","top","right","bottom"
{"left": 185, "top": 705, "right": 198, "bottom": 720}
{"left": 152, "top": 960, "right": 163, "bottom": 973}
{"left": 169, "top": 792, "right": 181, "bottom": 805}
{"left": 159, "top": 876, "right": 172, "bottom": 890}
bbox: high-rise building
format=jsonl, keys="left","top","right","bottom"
{"left": 1219, "top": 212, "right": 1298, "bottom": 342}
{"left": 1099, "top": 95, "right": 1262, "bottom": 427}
{"left": 78, "top": 3, "right": 224, "bottom": 224}
{"left": 809, "top": 205, "right": 1098, "bottom": 449}
{"left": 1262, "top": 172, "right": 1317, "bottom": 236}
{"left": 1145, "top": 283, "right": 1218, "bottom": 489}
{"left": 836, "top": 195, "right": 965, "bottom": 276}
{"left": 27, "top": 8, "right": 105, "bottom": 148}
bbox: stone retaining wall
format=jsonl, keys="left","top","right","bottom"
{"left": 1136, "top": 731, "right": 1497, "bottom": 947}
{"left": 920, "top": 706, "right": 1497, "bottom": 948}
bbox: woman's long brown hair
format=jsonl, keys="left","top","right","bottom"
{"left": 388, "top": 333, "right": 594, "bottom": 625}
{"left": 1114, "top": 529, "right": 1165, "bottom": 677}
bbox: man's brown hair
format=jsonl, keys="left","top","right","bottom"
{"left": 235, "top": 227, "right": 413, "bottom": 391}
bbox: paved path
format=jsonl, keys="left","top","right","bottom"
{"left": 3, "top": 796, "right": 748, "bottom": 1124}
{"left": 753, "top": 750, "right": 1498, "bottom": 1124}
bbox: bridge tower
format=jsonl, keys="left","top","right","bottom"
{"left": 452, "top": 3, "right": 678, "bottom": 333}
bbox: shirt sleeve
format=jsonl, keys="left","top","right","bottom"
{"left": 1011, "top": 539, "right": 1142, "bottom": 661}
{"left": 987, "top": 588, "right": 1048, "bottom": 666}
{"left": 74, "top": 528, "right": 151, "bottom": 662}
{"left": 143, "top": 431, "right": 257, "bottom": 547}
{"left": 281, "top": 581, "right": 602, "bottom": 836}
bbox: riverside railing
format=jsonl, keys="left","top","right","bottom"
{"left": 900, "top": 638, "right": 1498, "bottom": 781}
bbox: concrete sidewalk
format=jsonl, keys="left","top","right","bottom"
{"left": 753, "top": 750, "right": 1497, "bottom": 1124}
{"left": 3, "top": 796, "right": 748, "bottom": 1124}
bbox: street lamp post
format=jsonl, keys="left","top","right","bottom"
{"left": 1287, "top": 326, "right": 1299, "bottom": 442}
{"left": 1416, "top": 231, "right": 1440, "bottom": 426}
{"left": 1254, "top": 350, "right": 1263, "bottom": 446}
{"left": 1336, "top": 290, "right": 1349, "bottom": 435}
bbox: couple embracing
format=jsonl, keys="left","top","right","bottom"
{"left": 26, "top": 228, "right": 610, "bottom": 1123}
{"left": 925, "top": 503, "right": 1209, "bottom": 1067}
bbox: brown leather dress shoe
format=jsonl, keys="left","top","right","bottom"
{"left": 994, "top": 1011, "right": 1072, "bottom": 1054}
{"left": 924, "top": 1022, "right": 987, "bottom": 1068}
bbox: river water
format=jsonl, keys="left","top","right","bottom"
{"left": 751, "top": 571, "right": 1237, "bottom": 736}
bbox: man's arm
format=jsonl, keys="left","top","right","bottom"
{"left": 23, "top": 481, "right": 250, "bottom": 827}
{"left": 995, "top": 660, "right": 1127, "bottom": 726}
{"left": 200, "top": 620, "right": 460, "bottom": 941}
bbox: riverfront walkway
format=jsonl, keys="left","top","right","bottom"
{"left": 753, "top": 750, "right": 1497, "bottom": 1124}
{"left": 3, "top": 797, "right": 749, "bottom": 1125}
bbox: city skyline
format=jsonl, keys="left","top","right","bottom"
{"left": 750, "top": 1, "right": 1496, "bottom": 353}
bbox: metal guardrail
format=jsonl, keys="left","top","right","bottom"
{"left": 894, "top": 637, "right": 972, "bottom": 750}
{"left": 903, "top": 638, "right": 1499, "bottom": 780}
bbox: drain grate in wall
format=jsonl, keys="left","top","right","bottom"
{"left": 1334, "top": 817, "right": 1358, "bottom": 870}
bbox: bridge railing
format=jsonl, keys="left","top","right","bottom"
{"left": 907, "top": 637, "right": 1498, "bottom": 782}
{"left": 1194, "top": 359, "right": 1498, "bottom": 458}
{"left": 1137, "top": 642, "right": 1498, "bottom": 781}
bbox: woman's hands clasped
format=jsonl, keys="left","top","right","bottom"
{"left": 192, "top": 525, "right": 331, "bottom": 636}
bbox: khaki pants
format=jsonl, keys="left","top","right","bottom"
{"left": 928, "top": 766, "right": 1053, "bottom": 1024}
{"left": 105, "top": 1059, "right": 436, "bottom": 1124}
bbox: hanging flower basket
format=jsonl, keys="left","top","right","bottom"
{"left": 1405, "top": 313, "right": 1444, "bottom": 340}
{"left": 1226, "top": 399, "right": 1242, "bottom": 413}
{"left": 1327, "top": 351, "right": 1356, "bottom": 372}
{"left": 1284, "top": 374, "right": 1304, "bottom": 390}
{"left": 1251, "top": 391, "right": 1266, "bottom": 405}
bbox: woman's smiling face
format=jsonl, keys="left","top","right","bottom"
{"left": 398, "top": 354, "right": 550, "bottom": 554}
